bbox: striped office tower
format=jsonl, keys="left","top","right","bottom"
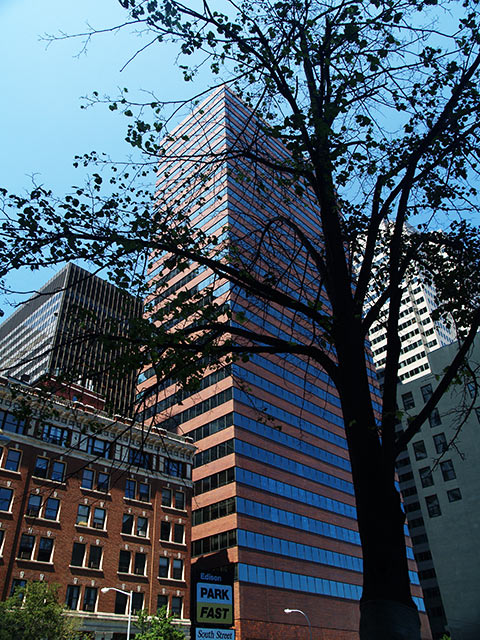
{"left": 137, "top": 88, "right": 425, "bottom": 640}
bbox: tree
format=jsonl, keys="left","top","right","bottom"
{"left": 134, "top": 607, "right": 186, "bottom": 640}
{"left": 1, "top": 1, "right": 480, "bottom": 638}
{"left": 0, "top": 581, "right": 84, "bottom": 640}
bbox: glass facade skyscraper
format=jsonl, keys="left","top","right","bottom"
{"left": 138, "top": 88, "right": 424, "bottom": 639}
{"left": 0, "top": 263, "right": 141, "bottom": 415}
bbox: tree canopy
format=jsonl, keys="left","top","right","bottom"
{"left": 134, "top": 607, "right": 186, "bottom": 640}
{"left": 1, "top": 1, "right": 480, "bottom": 638}
{"left": 0, "top": 581, "right": 84, "bottom": 640}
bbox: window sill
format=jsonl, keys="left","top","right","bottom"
{"left": 75, "top": 524, "right": 106, "bottom": 533}
{"left": 160, "top": 539, "right": 186, "bottom": 547}
{"left": 17, "top": 559, "right": 54, "bottom": 565}
{"left": 0, "top": 469, "right": 21, "bottom": 476}
{"left": 121, "top": 533, "right": 150, "bottom": 542}
{"left": 157, "top": 576, "right": 185, "bottom": 583}
{"left": 25, "top": 515, "right": 60, "bottom": 524}
{"left": 123, "top": 497, "right": 152, "bottom": 506}
{"left": 32, "top": 476, "right": 66, "bottom": 486}
{"left": 80, "top": 487, "right": 111, "bottom": 497}
{"left": 69, "top": 564, "right": 103, "bottom": 572}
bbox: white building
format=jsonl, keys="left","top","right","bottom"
{"left": 396, "top": 335, "right": 480, "bottom": 640}
{"left": 368, "top": 244, "right": 456, "bottom": 383}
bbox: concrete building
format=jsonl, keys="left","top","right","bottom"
{"left": 0, "top": 376, "right": 195, "bottom": 639}
{"left": 137, "top": 88, "right": 427, "bottom": 640}
{"left": 396, "top": 335, "right": 480, "bottom": 640}
{"left": 0, "top": 263, "right": 142, "bottom": 416}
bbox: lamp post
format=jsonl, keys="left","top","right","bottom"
{"left": 101, "top": 587, "right": 133, "bottom": 640}
{"left": 284, "top": 608, "right": 313, "bottom": 640}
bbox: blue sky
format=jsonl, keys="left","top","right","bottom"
{"left": 0, "top": 0, "right": 198, "bottom": 317}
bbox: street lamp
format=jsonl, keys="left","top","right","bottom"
{"left": 101, "top": 587, "right": 133, "bottom": 640}
{"left": 284, "top": 608, "right": 312, "bottom": 640}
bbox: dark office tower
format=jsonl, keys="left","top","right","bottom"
{"left": 0, "top": 263, "right": 142, "bottom": 415}
{"left": 138, "top": 89, "right": 426, "bottom": 639}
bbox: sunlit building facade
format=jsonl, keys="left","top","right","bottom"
{"left": 138, "top": 89, "right": 426, "bottom": 640}
{"left": 0, "top": 377, "right": 194, "bottom": 639}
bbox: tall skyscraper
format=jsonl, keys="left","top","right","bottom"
{"left": 137, "top": 88, "right": 426, "bottom": 639}
{"left": 396, "top": 335, "right": 480, "bottom": 640}
{"left": 0, "top": 263, "right": 142, "bottom": 415}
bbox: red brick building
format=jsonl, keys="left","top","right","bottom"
{"left": 0, "top": 378, "right": 195, "bottom": 639}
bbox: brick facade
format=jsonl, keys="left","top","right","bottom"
{"left": 0, "top": 379, "right": 194, "bottom": 639}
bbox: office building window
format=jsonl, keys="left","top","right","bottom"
{"left": 433, "top": 433, "right": 448, "bottom": 454}
{"left": 10, "top": 579, "right": 26, "bottom": 597}
{"left": 137, "top": 517, "right": 148, "bottom": 537}
{"left": 18, "top": 534, "right": 35, "bottom": 559}
{"left": 428, "top": 408, "right": 441, "bottom": 427}
{"left": 412, "top": 441, "right": 427, "bottom": 460}
{"left": 157, "top": 594, "right": 168, "bottom": 611}
{"left": 425, "top": 494, "right": 441, "bottom": 518}
{"left": 174, "top": 491, "right": 185, "bottom": 510}
{"left": 115, "top": 591, "right": 128, "bottom": 614}
{"left": 76, "top": 505, "right": 90, "bottom": 526}
{"left": 160, "top": 521, "right": 171, "bottom": 541}
{"left": 92, "top": 508, "right": 106, "bottom": 529}
{"left": 401, "top": 392, "right": 415, "bottom": 410}
{"left": 447, "top": 488, "right": 462, "bottom": 502}
{"left": 132, "top": 592, "right": 144, "bottom": 614}
{"left": 122, "top": 514, "right": 134, "bottom": 535}
{"left": 82, "top": 587, "right": 97, "bottom": 612}
{"left": 158, "top": 556, "right": 169, "bottom": 578}
{"left": 51, "top": 461, "right": 65, "bottom": 482}
{"left": 97, "top": 472, "right": 109, "bottom": 492}
{"left": 421, "top": 384, "right": 433, "bottom": 402}
{"left": 161, "top": 488, "right": 171, "bottom": 507}
{"left": 5, "top": 449, "right": 21, "bottom": 472}
{"left": 138, "top": 482, "right": 150, "bottom": 502}
{"left": 125, "top": 479, "right": 136, "bottom": 499}
{"left": 71, "top": 542, "right": 86, "bottom": 567}
{"left": 172, "top": 558, "right": 183, "bottom": 580}
{"left": 419, "top": 467, "right": 434, "bottom": 488}
{"left": 3, "top": 412, "right": 25, "bottom": 434}
{"left": 118, "top": 550, "right": 131, "bottom": 573}
{"left": 65, "top": 585, "right": 80, "bottom": 610}
{"left": 41, "top": 424, "right": 68, "bottom": 447}
{"left": 440, "top": 460, "right": 456, "bottom": 481}
{"left": 81, "top": 469, "right": 94, "bottom": 489}
{"left": 44, "top": 498, "right": 60, "bottom": 520}
{"left": 134, "top": 552, "right": 146, "bottom": 576}
{"left": 0, "top": 487, "right": 12, "bottom": 512}
{"left": 88, "top": 545, "right": 102, "bottom": 569}
{"left": 27, "top": 494, "right": 42, "bottom": 517}
{"left": 171, "top": 596, "right": 183, "bottom": 617}
{"left": 173, "top": 524, "right": 184, "bottom": 544}
{"left": 33, "top": 457, "right": 48, "bottom": 478}
{"left": 37, "top": 537, "right": 53, "bottom": 562}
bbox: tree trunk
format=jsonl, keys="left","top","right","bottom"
{"left": 360, "top": 600, "right": 421, "bottom": 640}
{"left": 335, "top": 341, "right": 421, "bottom": 640}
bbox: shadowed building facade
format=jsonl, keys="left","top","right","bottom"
{"left": 0, "top": 263, "right": 142, "bottom": 416}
